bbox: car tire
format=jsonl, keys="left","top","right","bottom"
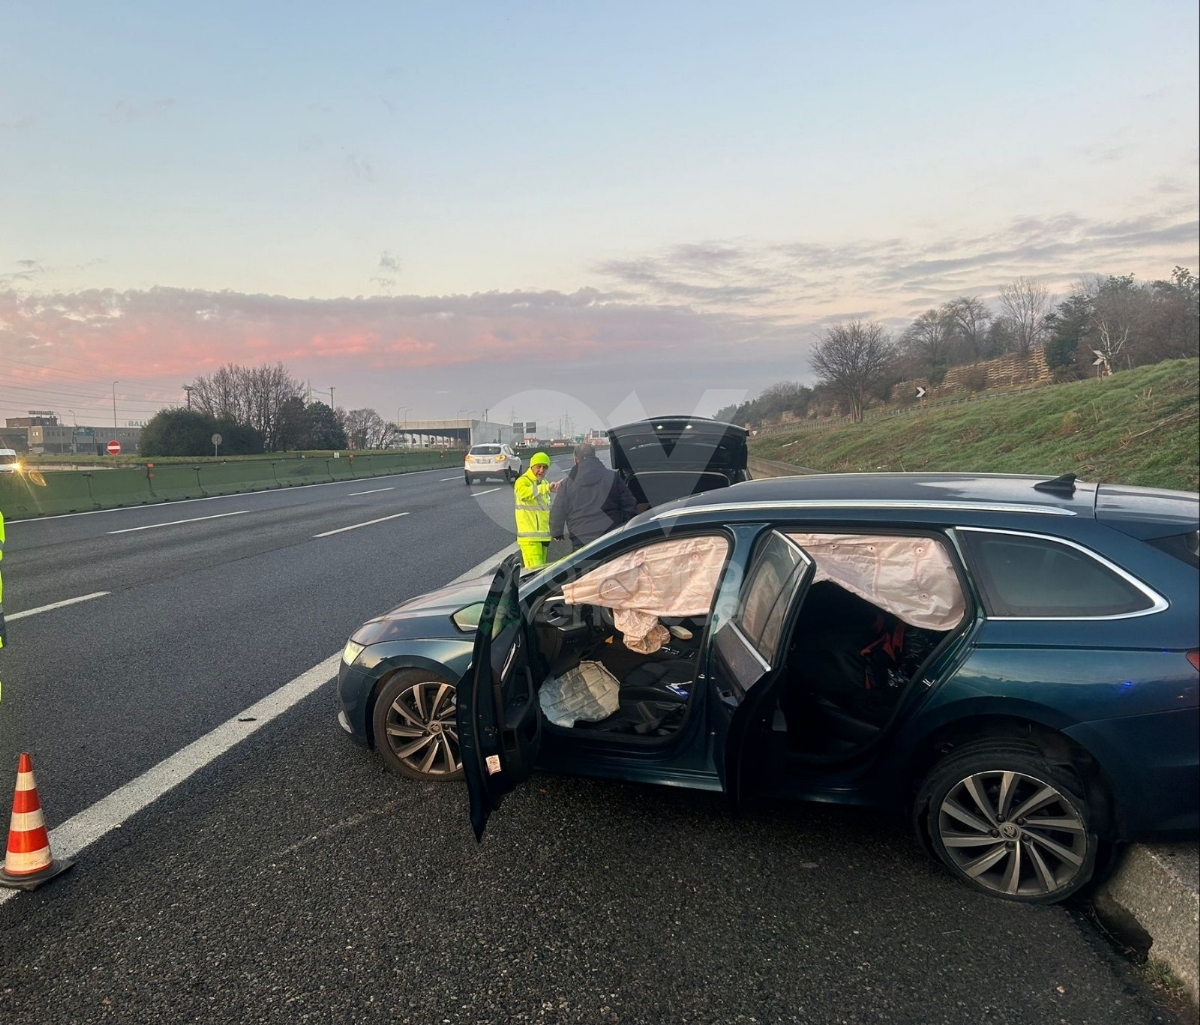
{"left": 505, "top": 468, "right": 515, "bottom": 484}
{"left": 372, "top": 670, "right": 463, "bottom": 781}
{"left": 464, "top": 474, "right": 472, "bottom": 485}
{"left": 917, "top": 741, "right": 1098, "bottom": 904}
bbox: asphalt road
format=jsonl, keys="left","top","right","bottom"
{"left": 0, "top": 458, "right": 1187, "bottom": 1024}
{"left": 0, "top": 461, "right": 536, "bottom": 821}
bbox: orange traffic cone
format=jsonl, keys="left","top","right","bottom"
{"left": 0, "top": 753, "right": 74, "bottom": 891}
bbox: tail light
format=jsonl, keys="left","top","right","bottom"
{"left": 1188, "top": 651, "right": 1200, "bottom": 671}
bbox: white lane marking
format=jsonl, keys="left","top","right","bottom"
{"left": 108, "top": 510, "right": 249, "bottom": 534}
{"left": 3, "top": 467, "right": 453, "bottom": 524}
{"left": 347, "top": 487, "right": 394, "bottom": 496}
{"left": 0, "top": 539, "right": 519, "bottom": 907}
{"left": 313, "top": 511, "right": 409, "bottom": 537}
{"left": 439, "top": 476, "right": 461, "bottom": 481}
{"left": 0, "top": 654, "right": 343, "bottom": 907}
{"left": 7, "top": 591, "right": 111, "bottom": 621}
{"left": 472, "top": 487, "right": 503, "bottom": 496}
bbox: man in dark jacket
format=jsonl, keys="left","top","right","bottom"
{"left": 550, "top": 442, "right": 637, "bottom": 550}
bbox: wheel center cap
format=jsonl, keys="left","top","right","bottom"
{"left": 999, "top": 822, "right": 1020, "bottom": 840}
{"left": 428, "top": 721, "right": 442, "bottom": 733}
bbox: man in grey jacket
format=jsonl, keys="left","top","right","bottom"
{"left": 550, "top": 442, "right": 637, "bottom": 550}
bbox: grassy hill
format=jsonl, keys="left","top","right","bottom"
{"left": 749, "top": 358, "right": 1199, "bottom": 492}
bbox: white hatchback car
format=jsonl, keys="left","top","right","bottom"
{"left": 464, "top": 444, "right": 521, "bottom": 485}
{"left": 0, "top": 448, "right": 22, "bottom": 473}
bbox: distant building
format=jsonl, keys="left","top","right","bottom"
{"left": 26, "top": 424, "right": 142, "bottom": 455}
{"left": 5, "top": 415, "right": 59, "bottom": 428}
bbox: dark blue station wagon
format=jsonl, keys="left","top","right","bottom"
{"left": 337, "top": 472, "right": 1199, "bottom": 904}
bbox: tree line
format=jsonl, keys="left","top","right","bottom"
{"left": 141, "top": 362, "right": 400, "bottom": 456}
{"left": 717, "top": 267, "right": 1198, "bottom": 425}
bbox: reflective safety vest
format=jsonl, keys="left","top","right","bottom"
{"left": 513, "top": 469, "right": 552, "bottom": 542}
{"left": 0, "top": 508, "right": 6, "bottom": 649}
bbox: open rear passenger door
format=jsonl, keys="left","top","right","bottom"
{"left": 456, "top": 553, "right": 544, "bottom": 840}
{"left": 708, "top": 531, "right": 814, "bottom": 813}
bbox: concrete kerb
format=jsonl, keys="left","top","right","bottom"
{"left": 746, "top": 452, "right": 1200, "bottom": 1006}
{"left": 1095, "top": 844, "right": 1199, "bottom": 1006}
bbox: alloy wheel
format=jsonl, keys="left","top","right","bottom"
{"left": 383, "top": 681, "right": 461, "bottom": 777}
{"left": 935, "top": 769, "right": 1089, "bottom": 899}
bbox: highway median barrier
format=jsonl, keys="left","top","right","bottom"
{"left": 0, "top": 471, "right": 98, "bottom": 517}
{"left": 86, "top": 467, "right": 159, "bottom": 508}
{"left": 150, "top": 464, "right": 209, "bottom": 500}
{"left": 0, "top": 450, "right": 467, "bottom": 521}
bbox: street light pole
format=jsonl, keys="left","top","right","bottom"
{"left": 112, "top": 381, "right": 119, "bottom": 428}
{"left": 182, "top": 384, "right": 193, "bottom": 410}
{"left": 68, "top": 409, "right": 77, "bottom": 455}
{"left": 328, "top": 386, "right": 335, "bottom": 410}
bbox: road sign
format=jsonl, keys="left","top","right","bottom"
{"left": 916, "top": 386, "right": 927, "bottom": 399}
{"left": 211, "top": 433, "right": 223, "bottom": 446}
{"left": 106, "top": 440, "right": 121, "bottom": 455}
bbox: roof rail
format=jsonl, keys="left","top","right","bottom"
{"left": 1033, "top": 473, "right": 1077, "bottom": 496}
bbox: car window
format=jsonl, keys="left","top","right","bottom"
{"left": 470, "top": 445, "right": 502, "bottom": 455}
{"left": 735, "top": 532, "right": 807, "bottom": 663}
{"left": 959, "top": 530, "right": 1158, "bottom": 618}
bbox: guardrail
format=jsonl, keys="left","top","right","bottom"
{"left": 0, "top": 451, "right": 465, "bottom": 520}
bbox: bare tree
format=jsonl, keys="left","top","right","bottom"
{"left": 998, "top": 277, "right": 1052, "bottom": 356}
{"left": 809, "top": 320, "right": 896, "bottom": 422}
{"left": 940, "top": 296, "right": 991, "bottom": 362}
{"left": 900, "top": 309, "right": 954, "bottom": 384}
{"left": 1085, "top": 274, "right": 1154, "bottom": 374}
{"left": 190, "top": 361, "right": 304, "bottom": 451}
{"left": 342, "top": 408, "right": 390, "bottom": 449}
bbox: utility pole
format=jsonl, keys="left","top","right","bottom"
{"left": 112, "top": 381, "right": 119, "bottom": 428}
{"left": 329, "top": 386, "right": 335, "bottom": 410}
{"left": 182, "top": 384, "right": 193, "bottom": 410}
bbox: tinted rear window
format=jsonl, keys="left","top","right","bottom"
{"left": 960, "top": 531, "right": 1157, "bottom": 618}
{"left": 736, "top": 532, "right": 807, "bottom": 661}
{"left": 469, "top": 446, "right": 502, "bottom": 455}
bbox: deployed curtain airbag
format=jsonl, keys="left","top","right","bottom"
{"left": 784, "top": 533, "right": 966, "bottom": 631}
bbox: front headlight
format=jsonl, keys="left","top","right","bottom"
{"left": 342, "top": 639, "right": 366, "bottom": 665}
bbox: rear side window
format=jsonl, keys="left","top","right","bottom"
{"left": 959, "top": 530, "right": 1159, "bottom": 618}
{"left": 736, "top": 532, "right": 808, "bottom": 661}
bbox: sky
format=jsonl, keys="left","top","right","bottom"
{"left": 1, "top": 1, "right": 1197, "bottom": 435}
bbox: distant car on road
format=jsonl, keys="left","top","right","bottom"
{"left": 0, "top": 448, "right": 22, "bottom": 473}
{"left": 464, "top": 444, "right": 522, "bottom": 485}
{"left": 337, "top": 472, "right": 1198, "bottom": 904}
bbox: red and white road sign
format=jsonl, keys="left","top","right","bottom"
{"left": 106, "top": 440, "right": 121, "bottom": 455}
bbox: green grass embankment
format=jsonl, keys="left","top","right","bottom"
{"left": 751, "top": 359, "right": 1199, "bottom": 492}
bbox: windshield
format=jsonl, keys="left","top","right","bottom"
{"left": 470, "top": 445, "right": 502, "bottom": 455}
{"left": 0, "top": 453, "right": 18, "bottom": 465}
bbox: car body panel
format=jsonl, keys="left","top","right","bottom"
{"left": 334, "top": 471, "right": 1200, "bottom": 851}
{"left": 456, "top": 554, "right": 542, "bottom": 839}
{"left": 607, "top": 416, "right": 750, "bottom": 507}
{"left": 1096, "top": 483, "right": 1200, "bottom": 539}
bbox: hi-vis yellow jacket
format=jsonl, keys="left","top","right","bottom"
{"left": 0, "top": 508, "right": 6, "bottom": 649}
{"left": 513, "top": 469, "right": 552, "bottom": 543}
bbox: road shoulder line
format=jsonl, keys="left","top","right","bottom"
{"left": 0, "top": 541, "right": 518, "bottom": 907}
